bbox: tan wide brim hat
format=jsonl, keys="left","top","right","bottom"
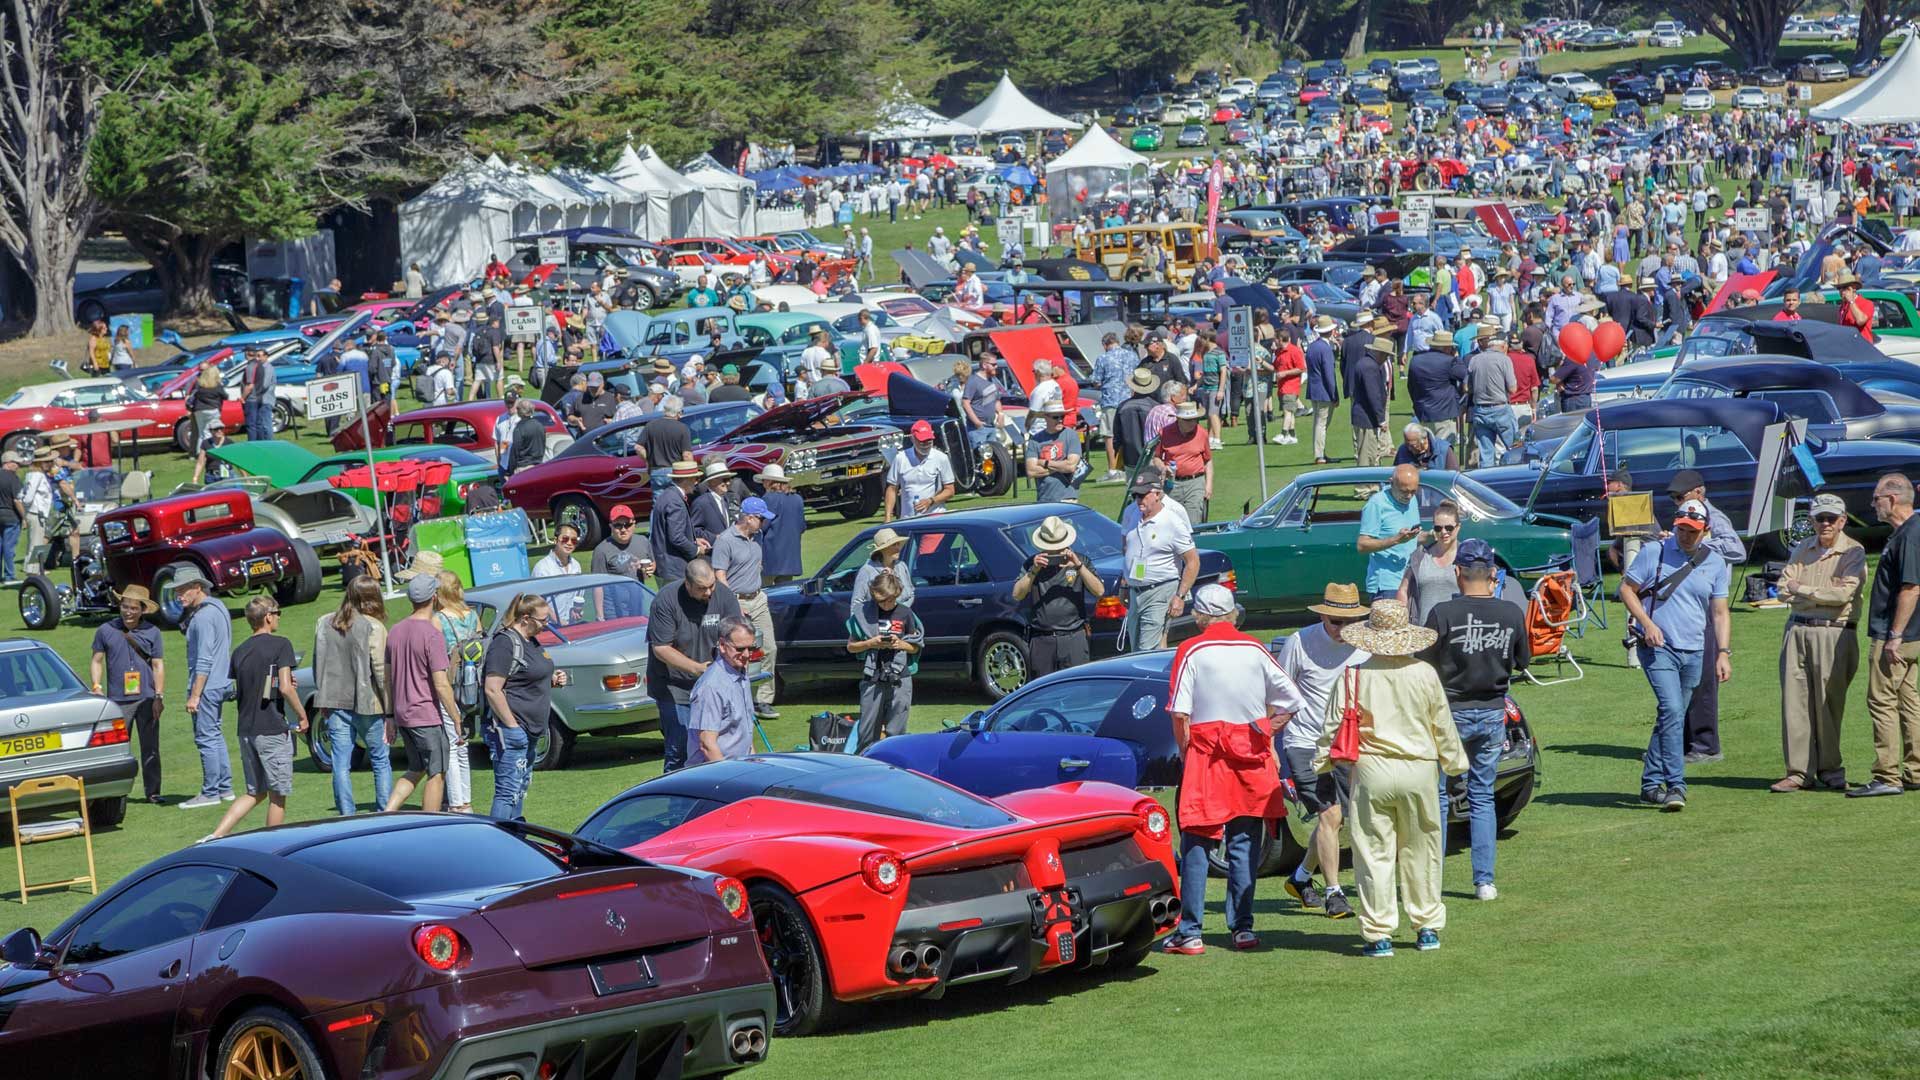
{"left": 1127, "top": 368, "right": 1161, "bottom": 395}
{"left": 111, "top": 584, "right": 160, "bottom": 614}
{"left": 871, "top": 527, "right": 909, "bottom": 552}
{"left": 1308, "top": 582, "right": 1371, "bottom": 619}
{"left": 396, "top": 550, "right": 446, "bottom": 581}
{"left": 669, "top": 458, "right": 704, "bottom": 481}
{"left": 1033, "top": 514, "right": 1077, "bottom": 552}
{"left": 1340, "top": 598, "right": 1438, "bottom": 656}
{"left": 756, "top": 464, "right": 789, "bottom": 483}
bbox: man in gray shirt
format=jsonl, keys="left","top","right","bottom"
{"left": 1465, "top": 324, "right": 1518, "bottom": 468}
{"left": 175, "top": 569, "right": 234, "bottom": 809}
{"left": 687, "top": 617, "right": 760, "bottom": 764}
{"left": 712, "top": 497, "right": 779, "bottom": 719}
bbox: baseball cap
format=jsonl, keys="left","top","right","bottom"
{"left": 1456, "top": 539, "right": 1498, "bottom": 568}
{"left": 1673, "top": 499, "right": 1710, "bottom": 530}
{"left": 587, "top": 372, "right": 605, "bottom": 388}
{"left": 1810, "top": 492, "right": 1848, "bottom": 519}
{"left": 1667, "top": 470, "right": 1705, "bottom": 497}
{"left": 740, "top": 496, "right": 776, "bottom": 521}
{"left": 1191, "top": 584, "right": 1235, "bottom": 617}
{"left": 910, "top": 419, "right": 935, "bottom": 440}
{"left": 609, "top": 504, "right": 636, "bottom": 523}
{"left": 406, "top": 575, "right": 439, "bottom": 604}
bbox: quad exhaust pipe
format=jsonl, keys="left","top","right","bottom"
{"left": 728, "top": 1025, "right": 768, "bottom": 1063}
{"left": 888, "top": 942, "right": 944, "bottom": 976}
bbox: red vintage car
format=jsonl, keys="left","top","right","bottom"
{"left": 661, "top": 237, "right": 796, "bottom": 276}
{"left": 332, "top": 400, "right": 566, "bottom": 456}
{"left": 575, "top": 753, "right": 1178, "bottom": 1036}
{"left": 502, "top": 392, "right": 900, "bottom": 548}
{"left": 738, "top": 235, "right": 857, "bottom": 287}
{"left": 1, "top": 377, "right": 244, "bottom": 454}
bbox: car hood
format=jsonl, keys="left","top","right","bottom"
{"left": 206, "top": 441, "right": 322, "bottom": 486}
{"left": 604, "top": 310, "right": 650, "bottom": 355}
{"left": 721, "top": 390, "right": 869, "bottom": 438}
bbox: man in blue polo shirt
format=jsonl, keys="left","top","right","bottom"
{"left": 1356, "top": 464, "right": 1424, "bottom": 602}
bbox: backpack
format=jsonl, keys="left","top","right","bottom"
{"left": 441, "top": 610, "right": 487, "bottom": 712}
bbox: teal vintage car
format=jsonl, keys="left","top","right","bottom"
{"left": 733, "top": 311, "right": 862, "bottom": 388}
{"left": 1194, "top": 468, "right": 1575, "bottom": 616}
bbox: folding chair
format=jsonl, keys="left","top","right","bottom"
{"left": 1523, "top": 570, "right": 1589, "bottom": 686}
{"left": 10, "top": 775, "right": 98, "bottom": 905}
{"left": 1569, "top": 518, "right": 1608, "bottom": 634}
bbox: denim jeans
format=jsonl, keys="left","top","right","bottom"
{"left": 327, "top": 709, "right": 393, "bottom": 815}
{"left": 243, "top": 400, "right": 272, "bottom": 441}
{"left": 1442, "top": 707, "right": 1508, "bottom": 886}
{"left": 192, "top": 686, "right": 234, "bottom": 798}
{"left": 1175, "top": 818, "right": 1261, "bottom": 939}
{"left": 0, "top": 519, "right": 17, "bottom": 582}
{"left": 1469, "top": 406, "right": 1515, "bottom": 468}
{"left": 655, "top": 692, "right": 689, "bottom": 773}
{"left": 486, "top": 721, "right": 535, "bottom": 820}
{"left": 1638, "top": 645, "right": 1703, "bottom": 793}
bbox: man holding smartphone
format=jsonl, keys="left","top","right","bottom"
{"left": 1357, "top": 465, "right": 1426, "bottom": 603}
{"left": 1012, "top": 514, "right": 1106, "bottom": 677}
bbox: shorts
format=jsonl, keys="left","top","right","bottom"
{"left": 1283, "top": 744, "right": 1351, "bottom": 816}
{"left": 1280, "top": 392, "right": 1300, "bottom": 411}
{"left": 400, "top": 723, "right": 449, "bottom": 777}
{"left": 239, "top": 731, "right": 294, "bottom": 797}
{"left": 1100, "top": 406, "right": 1117, "bottom": 439}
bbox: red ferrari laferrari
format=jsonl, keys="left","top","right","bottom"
{"left": 576, "top": 753, "right": 1179, "bottom": 1035}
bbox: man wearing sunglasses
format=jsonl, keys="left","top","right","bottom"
{"left": 1774, "top": 493, "right": 1863, "bottom": 793}
{"left": 1857, "top": 474, "right": 1920, "bottom": 797}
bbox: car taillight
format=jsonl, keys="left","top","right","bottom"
{"left": 412, "top": 924, "right": 467, "bottom": 971}
{"left": 1219, "top": 570, "right": 1237, "bottom": 592}
{"left": 601, "top": 673, "right": 639, "bottom": 692}
{"left": 1094, "top": 595, "right": 1128, "bottom": 620}
{"left": 860, "top": 851, "right": 905, "bottom": 894}
{"left": 1134, "top": 800, "right": 1171, "bottom": 842}
{"left": 87, "top": 718, "right": 129, "bottom": 747}
{"left": 714, "top": 876, "right": 750, "bottom": 921}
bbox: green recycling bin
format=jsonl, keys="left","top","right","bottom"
{"left": 408, "top": 517, "right": 473, "bottom": 586}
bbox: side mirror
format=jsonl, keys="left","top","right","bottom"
{"left": 963, "top": 709, "right": 986, "bottom": 731}
{"left": 802, "top": 577, "right": 823, "bottom": 597}
{"left": 2, "top": 927, "right": 44, "bottom": 967}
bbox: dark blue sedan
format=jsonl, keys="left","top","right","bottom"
{"left": 767, "top": 503, "right": 1235, "bottom": 698}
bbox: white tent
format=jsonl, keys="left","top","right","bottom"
{"left": 548, "top": 166, "right": 650, "bottom": 233}
{"left": 953, "top": 73, "right": 1083, "bottom": 134}
{"left": 1043, "top": 125, "right": 1148, "bottom": 225}
{"left": 398, "top": 158, "right": 528, "bottom": 286}
{"left": 869, "top": 98, "right": 978, "bottom": 141}
{"left": 1812, "top": 36, "right": 1920, "bottom": 124}
{"left": 680, "top": 153, "right": 759, "bottom": 236}
{"left": 608, "top": 144, "right": 705, "bottom": 237}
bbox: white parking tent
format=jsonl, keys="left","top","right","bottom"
{"left": 953, "top": 73, "right": 1083, "bottom": 134}
{"left": 503, "top": 161, "right": 593, "bottom": 233}
{"left": 1043, "top": 124, "right": 1148, "bottom": 225}
{"left": 869, "top": 97, "right": 978, "bottom": 141}
{"left": 680, "top": 153, "right": 759, "bottom": 235}
{"left": 608, "top": 144, "right": 705, "bottom": 237}
{"left": 398, "top": 158, "right": 528, "bottom": 285}
{"left": 548, "top": 166, "right": 651, "bottom": 233}
{"left": 1812, "top": 36, "right": 1920, "bottom": 124}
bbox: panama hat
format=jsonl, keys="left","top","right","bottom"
{"left": 1367, "top": 316, "right": 1396, "bottom": 335}
{"left": 727, "top": 294, "right": 748, "bottom": 311}
{"left": 871, "top": 527, "right": 909, "bottom": 552}
{"left": 702, "top": 459, "right": 734, "bottom": 483}
{"left": 1366, "top": 338, "right": 1396, "bottom": 357}
{"left": 1339, "top": 598, "right": 1437, "bottom": 656}
{"left": 1032, "top": 515, "right": 1078, "bottom": 552}
{"left": 1127, "top": 368, "right": 1162, "bottom": 395}
{"left": 1312, "top": 314, "right": 1339, "bottom": 335}
{"left": 651, "top": 358, "right": 677, "bottom": 375}
{"left": 396, "top": 550, "right": 445, "bottom": 582}
{"left": 111, "top": 584, "right": 159, "bottom": 614}
{"left": 669, "top": 458, "right": 704, "bottom": 481}
{"left": 1173, "top": 401, "right": 1203, "bottom": 420}
{"left": 1834, "top": 272, "right": 1863, "bottom": 288}
{"left": 756, "top": 463, "right": 789, "bottom": 483}
{"left": 1308, "top": 582, "right": 1370, "bottom": 619}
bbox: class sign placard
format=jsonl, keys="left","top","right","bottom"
{"left": 305, "top": 376, "right": 359, "bottom": 421}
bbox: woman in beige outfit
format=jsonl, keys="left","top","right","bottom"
{"left": 1318, "top": 600, "right": 1468, "bottom": 956}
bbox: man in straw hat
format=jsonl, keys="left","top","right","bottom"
{"left": 854, "top": 527, "right": 915, "bottom": 609}
{"left": 1465, "top": 322, "right": 1518, "bottom": 468}
{"left": 1836, "top": 272, "right": 1876, "bottom": 341}
{"left": 91, "top": 584, "right": 166, "bottom": 803}
{"left": 1153, "top": 400, "right": 1210, "bottom": 523}
{"left": 757, "top": 465, "right": 807, "bottom": 584}
{"left": 1351, "top": 338, "right": 1394, "bottom": 468}
{"left": 1271, "top": 583, "right": 1372, "bottom": 920}
{"left": 1122, "top": 473, "right": 1199, "bottom": 652}
{"left": 1025, "top": 401, "right": 1085, "bottom": 504}
{"left": 1160, "top": 584, "right": 1304, "bottom": 955}
{"left": 1305, "top": 314, "right": 1341, "bottom": 464}
{"left": 1111, "top": 367, "right": 1161, "bottom": 473}
{"left": 1318, "top": 599, "right": 1468, "bottom": 956}
{"left": 693, "top": 459, "right": 739, "bottom": 542}
{"left": 173, "top": 567, "right": 236, "bottom": 810}
{"left": 1012, "top": 514, "right": 1107, "bottom": 677}
{"left": 650, "top": 458, "right": 709, "bottom": 586}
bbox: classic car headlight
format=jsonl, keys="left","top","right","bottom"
{"left": 785, "top": 449, "right": 817, "bottom": 472}
{"left": 879, "top": 431, "right": 905, "bottom": 451}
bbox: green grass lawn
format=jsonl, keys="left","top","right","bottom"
{"left": 4, "top": 345, "right": 1918, "bottom": 1076}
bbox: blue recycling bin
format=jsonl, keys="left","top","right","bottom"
{"left": 466, "top": 509, "right": 533, "bottom": 586}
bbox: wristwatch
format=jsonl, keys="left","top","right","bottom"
{"left": 1718, "top": 648, "right": 1732, "bottom": 655}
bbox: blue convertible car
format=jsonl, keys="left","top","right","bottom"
{"left": 767, "top": 503, "right": 1235, "bottom": 698}
{"left": 867, "top": 650, "right": 1540, "bottom": 876}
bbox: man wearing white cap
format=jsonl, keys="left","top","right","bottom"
{"left": 1161, "top": 584, "right": 1304, "bottom": 956}
{"left": 1304, "top": 315, "right": 1341, "bottom": 464}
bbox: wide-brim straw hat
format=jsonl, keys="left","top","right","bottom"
{"left": 871, "top": 527, "right": 909, "bottom": 552}
{"left": 1312, "top": 314, "right": 1339, "bottom": 335}
{"left": 111, "top": 584, "right": 159, "bottom": 614}
{"left": 1835, "top": 273, "right": 1863, "bottom": 289}
{"left": 669, "top": 458, "right": 704, "bottom": 481}
{"left": 396, "top": 550, "right": 446, "bottom": 581}
{"left": 1340, "top": 598, "right": 1437, "bottom": 656}
{"left": 1366, "top": 339, "right": 1395, "bottom": 357}
{"left": 1173, "top": 401, "right": 1203, "bottom": 420}
{"left": 1308, "top": 582, "right": 1370, "bottom": 619}
{"left": 1127, "top": 368, "right": 1161, "bottom": 395}
{"left": 1033, "top": 514, "right": 1077, "bottom": 552}
{"left": 703, "top": 459, "right": 734, "bottom": 482}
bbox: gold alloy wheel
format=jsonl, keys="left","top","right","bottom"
{"left": 224, "top": 1025, "right": 306, "bottom": 1080}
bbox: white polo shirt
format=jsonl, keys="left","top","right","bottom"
{"left": 1123, "top": 500, "right": 1194, "bottom": 587}
{"left": 1172, "top": 630, "right": 1304, "bottom": 726}
{"left": 885, "top": 446, "right": 954, "bottom": 518}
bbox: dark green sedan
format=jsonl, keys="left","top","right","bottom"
{"left": 1194, "top": 468, "right": 1574, "bottom": 616}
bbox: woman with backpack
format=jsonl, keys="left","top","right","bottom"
{"left": 432, "top": 572, "right": 482, "bottom": 814}
{"left": 482, "top": 592, "right": 568, "bottom": 821}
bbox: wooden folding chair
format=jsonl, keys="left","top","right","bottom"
{"left": 9, "top": 775, "right": 98, "bottom": 905}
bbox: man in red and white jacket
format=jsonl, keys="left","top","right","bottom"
{"left": 1162, "top": 584, "right": 1304, "bottom": 956}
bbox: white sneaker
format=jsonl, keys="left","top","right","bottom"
{"left": 1271, "top": 433, "right": 1287, "bottom": 444}
{"left": 221, "top": 793, "right": 236, "bottom": 802}
{"left": 1475, "top": 884, "right": 1499, "bottom": 901}
{"left": 1208, "top": 437, "right": 1223, "bottom": 450}
{"left": 1285, "top": 434, "right": 1299, "bottom": 444}
{"left": 177, "top": 794, "right": 222, "bottom": 810}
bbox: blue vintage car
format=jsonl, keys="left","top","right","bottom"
{"left": 766, "top": 503, "right": 1235, "bottom": 699}
{"left": 866, "top": 649, "right": 1539, "bottom": 875}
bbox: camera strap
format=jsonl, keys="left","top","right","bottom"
{"left": 1638, "top": 542, "right": 1709, "bottom": 627}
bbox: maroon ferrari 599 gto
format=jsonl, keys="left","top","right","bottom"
{"left": 0, "top": 815, "right": 775, "bottom": 1079}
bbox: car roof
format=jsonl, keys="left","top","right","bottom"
{"left": 738, "top": 312, "right": 826, "bottom": 330}
{"left": 1588, "top": 398, "right": 1783, "bottom": 449}
{"left": 206, "top": 810, "right": 471, "bottom": 856}
{"left": 863, "top": 502, "right": 1087, "bottom": 531}
{"left": 613, "top": 751, "right": 890, "bottom": 805}
{"left": 1671, "top": 357, "right": 1881, "bottom": 414}
{"left": 0, "top": 637, "right": 56, "bottom": 657}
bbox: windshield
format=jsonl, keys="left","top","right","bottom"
{"left": 288, "top": 822, "right": 561, "bottom": 900}
{"left": 70, "top": 468, "right": 125, "bottom": 503}
{"left": 0, "top": 645, "right": 85, "bottom": 701}
{"left": 766, "top": 765, "right": 1016, "bottom": 830}
{"left": 1005, "top": 507, "right": 1125, "bottom": 562}
{"left": 688, "top": 403, "right": 762, "bottom": 443}
{"left": 1548, "top": 420, "right": 1596, "bottom": 475}
{"left": 1674, "top": 333, "right": 1746, "bottom": 363}
{"left": 541, "top": 579, "right": 655, "bottom": 635}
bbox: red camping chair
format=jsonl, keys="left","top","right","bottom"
{"left": 1523, "top": 569, "right": 1589, "bottom": 686}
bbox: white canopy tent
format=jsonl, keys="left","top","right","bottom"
{"left": 1042, "top": 124, "right": 1148, "bottom": 225}
{"left": 398, "top": 158, "right": 530, "bottom": 286}
{"left": 1812, "top": 36, "right": 1920, "bottom": 124}
{"left": 547, "top": 167, "right": 649, "bottom": 233}
{"left": 869, "top": 98, "right": 978, "bottom": 141}
{"left": 953, "top": 74, "right": 1083, "bottom": 134}
{"left": 680, "top": 153, "right": 759, "bottom": 235}
{"left": 608, "top": 144, "right": 705, "bottom": 237}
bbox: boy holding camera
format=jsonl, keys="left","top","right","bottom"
{"left": 847, "top": 572, "right": 924, "bottom": 745}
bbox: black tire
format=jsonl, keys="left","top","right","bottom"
{"left": 271, "top": 399, "right": 294, "bottom": 434}
{"left": 1203, "top": 817, "right": 1302, "bottom": 879}
{"left": 531, "top": 716, "right": 574, "bottom": 771}
{"left": 974, "top": 628, "right": 1029, "bottom": 700}
{"left": 172, "top": 417, "right": 194, "bottom": 454}
{"left": 1107, "top": 937, "right": 1157, "bottom": 969}
{"left": 215, "top": 1006, "right": 327, "bottom": 1080}
{"left": 150, "top": 561, "right": 202, "bottom": 628}
{"left": 18, "top": 574, "right": 61, "bottom": 631}
{"left": 553, "top": 495, "right": 604, "bottom": 550}
{"left": 1496, "top": 772, "right": 1535, "bottom": 831}
{"left": 976, "top": 441, "right": 1014, "bottom": 497}
{"left": 87, "top": 796, "right": 126, "bottom": 829}
{"left": 0, "top": 431, "right": 38, "bottom": 457}
{"left": 749, "top": 881, "right": 847, "bottom": 1036}
{"left": 305, "top": 715, "right": 370, "bottom": 772}
{"left": 274, "top": 538, "right": 324, "bottom": 607}
{"left": 841, "top": 478, "right": 883, "bottom": 521}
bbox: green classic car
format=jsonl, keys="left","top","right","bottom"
{"left": 1194, "top": 468, "right": 1575, "bottom": 616}
{"left": 1130, "top": 125, "right": 1164, "bottom": 151}
{"left": 208, "top": 441, "right": 497, "bottom": 515}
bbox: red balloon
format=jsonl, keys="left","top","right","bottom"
{"left": 1558, "top": 323, "right": 1595, "bottom": 365}
{"left": 1592, "top": 320, "right": 1626, "bottom": 363}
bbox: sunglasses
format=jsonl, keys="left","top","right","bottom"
{"left": 1432, "top": 524, "right": 1457, "bottom": 533}
{"left": 612, "top": 521, "right": 633, "bottom": 530}
{"left": 555, "top": 535, "right": 578, "bottom": 545}
{"left": 1814, "top": 514, "right": 1844, "bottom": 525}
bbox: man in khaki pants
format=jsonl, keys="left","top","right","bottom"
{"left": 1773, "top": 493, "right": 1865, "bottom": 793}
{"left": 1855, "top": 474, "right": 1920, "bottom": 798}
